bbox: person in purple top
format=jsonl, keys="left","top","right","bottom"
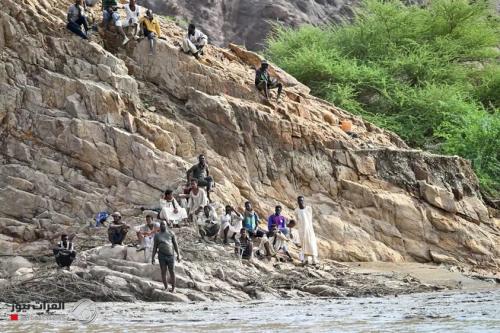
{"left": 267, "top": 205, "right": 288, "bottom": 235}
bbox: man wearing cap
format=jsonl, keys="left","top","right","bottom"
{"left": 107, "top": 212, "right": 130, "bottom": 247}
{"left": 255, "top": 60, "right": 283, "bottom": 102}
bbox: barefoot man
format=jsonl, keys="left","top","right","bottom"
{"left": 295, "top": 196, "right": 318, "bottom": 265}
{"left": 152, "top": 221, "right": 181, "bottom": 292}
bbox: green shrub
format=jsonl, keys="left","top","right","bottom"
{"left": 264, "top": 0, "right": 500, "bottom": 197}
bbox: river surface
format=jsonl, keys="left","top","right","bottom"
{"left": 1, "top": 289, "right": 499, "bottom": 332}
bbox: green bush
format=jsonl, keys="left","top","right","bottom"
{"left": 264, "top": 0, "right": 500, "bottom": 197}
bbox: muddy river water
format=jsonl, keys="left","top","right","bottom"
{"left": 1, "top": 288, "right": 499, "bottom": 332}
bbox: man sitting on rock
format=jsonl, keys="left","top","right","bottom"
{"left": 102, "top": 0, "right": 129, "bottom": 45}
{"left": 152, "top": 221, "right": 181, "bottom": 293}
{"left": 159, "top": 189, "right": 188, "bottom": 227}
{"left": 197, "top": 205, "right": 220, "bottom": 242}
{"left": 265, "top": 224, "right": 293, "bottom": 261}
{"left": 235, "top": 228, "right": 253, "bottom": 260}
{"left": 181, "top": 23, "right": 208, "bottom": 59}
{"left": 186, "top": 154, "right": 214, "bottom": 201}
{"left": 220, "top": 205, "right": 243, "bottom": 245}
{"left": 67, "top": 0, "right": 90, "bottom": 40}
{"left": 187, "top": 179, "right": 209, "bottom": 221}
{"left": 135, "top": 213, "right": 160, "bottom": 258}
{"left": 107, "top": 212, "right": 130, "bottom": 247}
{"left": 255, "top": 60, "right": 283, "bottom": 102}
{"left": 139, "top": 9, "right": 161, "bottom": 55}
{"left": 122, "top": 0, "right": 142, "bottom": 40}
{"left": 267, "top": 205, "right": 288, "bottom": 235}
{"left": 53, "top": 234, "right": 76, "bottom": 270}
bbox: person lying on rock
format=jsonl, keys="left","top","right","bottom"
{"left": 186, "top": 154, "right": 214, "bottom": 202}
{"left": 122, "top": 0, "right": 142, "bottom": 40}
{"left": 136, "top": 213, "right": 160, "bottom": 253}
{"left": 181, "top": 23, "right": 208, "bottom": 59}
{"left": 267, "top": 205, "right": 288, "bottom": 236}
{"left": 152, "top": 221, "right": 181, "bottom": 292}
{"left": 295, "top": 196, "right": 319, "bottom": 266}
{"left": 197, "top": 205, "right": 220, "bottom": 242}
{"left": 53, "top": 234, "right": 76, "bottom": 270}
{"left": 187, "top": 179, "right": 209, "bottom": 222}
{"left": 102, "top": 0, "right": 129, "bottom": 45}
{"left": 159, "top": 189, "right": 188, "bottom": 227}
{"left": 220, "top": 205, "right": 243, "bottom": 245}
{"left": 67, "top": 0, "right": 90, "bottom": 40}
{"left": 107, "top": 212, "right": 130, "bottom": 247}
{"left": 242, "top": 201, "right": 261, "bottom": 238}
{"left": 139, "top": 10, "right": 161, "bottom": 55}
{"left": 235, "top": 228, "right": 253, "bottom": 260}
{"left": 255, "top": 60, "right": 283, "bottom": 102}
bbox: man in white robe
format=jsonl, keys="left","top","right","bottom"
{"left": 159, "top": 189, "right": 188, "bottom": 227}
{"left": 181, "top": 23, "right": 207, "bottom": 59}
{"left": 294, "top": 196, "right": 318, "bottom": 265}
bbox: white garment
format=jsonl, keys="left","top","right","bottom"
{"left": 122, "top": 4, "right": 141, "bottom": 27}
{"left": 295, "top": 206, "right": 318, "bottom": 259}
{"left": 187, "top": 188, "right": 209, "bottom": 215}
{"left": 220, "top": 212, "right": 243, "bottom": 238}
{"left": 135, "top": 222, "right": 160, "bottom": 248}
{"left": 181, "top": 29, "right": 207, "bottom": 53}
{"left": 159, "top": 198, "right": 188, "bottom": 224}
{"left": 196, "top": 207, "right": 218, "bottom": 225}
{"left": 288, "top": 228, "right": 301, "bottom": 246}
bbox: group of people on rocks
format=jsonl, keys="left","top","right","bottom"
{"left": 53, "top": 154, "right": 319, "bottom": 292}
{"left": 65, "top": 0, "right": 284, "bottom": 101}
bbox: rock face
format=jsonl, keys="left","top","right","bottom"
{"left": 142, "top": 0, "right": 358, "bottom": 50}
{"left": 0, "top": 0, "right": 499, "bottom": 274}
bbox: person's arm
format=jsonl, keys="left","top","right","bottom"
{"left": 205, "top": 164, "right": 210, "bottom": 177}
{"left": 267, "top": 215, "right": 273, "bottom": 231}
{"left": 172, "top": 234, "right": 181, "bottom": 262}
{"left": 154, "top": 20, "right": 161, "bottom": 38}
{"left": 254, "top": 213, "right": 260, "bottom": 231}
{"left": 173, "top": 198, "right": 179, "bottom": 213}
{"left": 151, "top": 235, "right": 158, "bottom": 264}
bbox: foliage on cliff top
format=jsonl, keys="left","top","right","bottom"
{"left": 264, "top": 0, "right": 500, "bottom": 197}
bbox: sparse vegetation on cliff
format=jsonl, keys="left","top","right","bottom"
{"left": 265, "top": 0, "right": 500, "bottom": 197}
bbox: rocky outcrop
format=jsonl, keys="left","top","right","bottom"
{"left": 0, "top": 0, "right": 499, "bottom": 277}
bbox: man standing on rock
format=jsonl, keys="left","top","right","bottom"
{"left": 186, "top": 154, "right": 214, "bottom": 201}
{"left": 255, "top": 60, "right": 283, "bottom": 102}
{"left": 107, "top": 212, "right": 130, "bottom": 247}
{"left": 152, "top": 221, "right": 181, "bottom": 292}
{"left": 295, "top": 196, "right": 318, "bottom": 266}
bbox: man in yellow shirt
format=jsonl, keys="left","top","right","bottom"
{"left": 139, "top": 9, "right": 161, "bottom": 55}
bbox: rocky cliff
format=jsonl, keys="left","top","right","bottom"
{"left": 1, "top": 0, "right": 499, "bottom": 276}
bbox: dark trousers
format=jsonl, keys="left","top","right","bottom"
{"left": 67, "top": 16, "right": 89, "bottom": 39}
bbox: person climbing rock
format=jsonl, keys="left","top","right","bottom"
{"left": 186, "top": 154, "right": 214, "bottom": 201}
{"left": 197, "top": 205, "right": 220, "bottom": 242}
{"left": 152, "top": 221, "right": 181, "bottom": 292}
{"left": 53, "top": 234, "right": 76, "bottom": 270}
{"left": 255, "top": 60, "right": 283, "bottom": 102}
{"left": 220, "top": 205, "right": 243, "bottom": 245}
{"left": 66, "top": 0, "right": 90, "bottom": 40}
{"left": 187, "top": 179, "right": 209, "bottom": 221}
{"left": 123, "top": 0, "right": 142, "bottom": 40}
{"left": 139, "top": 9, "right": 161, "bottom": 55}
{"left": 102, "top": 0, "right": 129, "bottom": 45}
{"left": 295, "top": 196, "right": 318, "bottom": 266}
{"left": 107, "top": 212, "right": 130, "bottom": 247}
{"left": 181, "top": 23, "right": 207, "bottom": 59}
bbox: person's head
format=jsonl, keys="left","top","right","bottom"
{"left": 287, "top": 219, "right": 296, "bottom": 228}
{"left": 146, "top": 9, "right": 153, "bottom": 20}
{"left": 75, "top": 0, "right": 83, "bottom": 6}
{"left": 297, "top": 196, "right": 305, "bottom": 209}
{"left": 260, "top": 60, "right": 269, "bottom": 70}
{"left": 61, "top": 234, "right": 68, "bottom": 242}
{"left": 225, "top": 205, "right": 233, "bottom": 214}
{"left": 198, "top": 154, "right": 206, "bottom": 166}
{"left": 275, "top": 205, "right": 282, "bottom": 215}
{"left": 164, "top": 189, "right": 173, "bottom": 201}
{"left": 188, "top": 23, "right": 196, "bottom": 35}
{"left": 190, "top": 179, "right": 198, "bottom": 190}
{"left": 203, "top": 205, "right": 211, "bottom": 216}
{"left": 240, "top": 228, "right": 248, "bottom": 239}
{"left": 160, "top": 221, "right": 167, "bottom": 232}
{"left": 244, "top": 201, "right": 252, "bottom": 211}
{"left": 269, "top": 224, "right": 278, "bottom": 235}
{"left": 129, "top": 0, "right": 136, "bottom": 6}
{"left": 111, "top": 212, "right": 122, "bottom": 223}
{"left": 146, "top": 214, "right": 153, "bottom": 226}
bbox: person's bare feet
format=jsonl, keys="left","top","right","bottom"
{"left": 170, "top": 288, "right": 175, "bottom": 293}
